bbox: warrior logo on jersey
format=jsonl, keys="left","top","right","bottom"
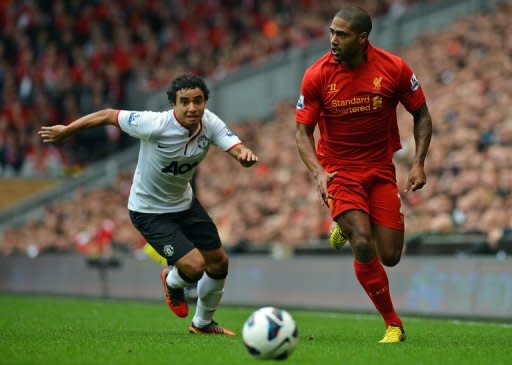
{"left": 163, "top": 245, "right": 174, "bottom": 257}
{"left": 296, "top": 95, "right": 305, "bottom": 110}
{"left": 198, "top": 135, "right": 210, "bottom": 149}
{"left": 410, "top": 74, "right": 420, "bottom": 91}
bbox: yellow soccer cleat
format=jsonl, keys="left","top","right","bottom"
{"left": 379, "top": 325, "right": 406, "bottom": 344}
{"left": 328, "top": 224, "right": 348, "bottom": 250}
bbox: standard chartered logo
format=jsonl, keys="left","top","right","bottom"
{"left": 331, "top": 96, "right": 370, "bottom": 108}
{"left": 329, "top": 95, "right": 384, "bottom": 115}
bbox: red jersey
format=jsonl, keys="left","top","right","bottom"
{"left": 296, "top": 42, "right": 425, "bottom": 169}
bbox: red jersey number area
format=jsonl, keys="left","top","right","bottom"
{"left": 328, "top": 164, "right": 404, "bottom": 231}
{"left": 296, "top": 43, "right": 425, "bottom": 169}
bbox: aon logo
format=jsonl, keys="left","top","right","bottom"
{"left": 161, "top": 160, "right": 199, "bottom": 175}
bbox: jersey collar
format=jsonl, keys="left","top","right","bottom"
{"left": 172, "top": 110, "right": 203, "bottom": 139}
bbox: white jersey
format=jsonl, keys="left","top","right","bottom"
{"left": 117, "top": 108, "right": 241, "bottom": 213}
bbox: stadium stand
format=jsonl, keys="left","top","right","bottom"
{"left": 393, "top": 1, "right": 512, "bottom": 254}
{"left": 1, "top": 0, "right": 511, "bottom": 258}
{"left": 0, "top": 178, "right": 57, "bottom": 211}
{"left": 1, "top": 0, "right": 431, "bottom": 176}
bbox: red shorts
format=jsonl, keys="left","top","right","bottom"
{"left": 327, "top": 164, "right": 404, "bottom": 231}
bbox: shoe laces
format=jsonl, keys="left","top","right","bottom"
{"left": 199, "top": 321, "right": 224, "bottom": 333}
{"left": 168, "top": 287, "right": 185, "bottom": 306}
{"left": 383, "top": 326, "right": 403, "bottom": 339}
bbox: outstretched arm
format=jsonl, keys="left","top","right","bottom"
{"left": 227, "top": 143, "right": 258, "bottom": 168}
{"left": 295, "top": 123, "right": 336, "bottom": 205}
{"left": 405, "top": 103, "right": 432, "bottom": 192}
{"left": 38, "top": 108, "right": 119, "bottom": 143}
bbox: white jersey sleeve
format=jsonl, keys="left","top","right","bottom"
{"left": 204, "top": 110, "right": 241, "bottom": 151}
{"left": 117, "top": 110, "right": 168, "bottom": 141}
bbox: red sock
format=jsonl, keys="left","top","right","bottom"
{"left": 354, "top": 257, "right": 402, "bottom": 328}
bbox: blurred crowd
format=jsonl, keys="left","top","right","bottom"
{"left": 2, "top": 0, "right": 510, "bottom": 258}
{"left": 394, "top": 2, "right": 512, "bottom": 252}
{"left": 1, "top": 0, "right": 423, "bottom": 177}
{"left": 0, "top": 171, "right": 143, "bottom": 257}
{"left": 200, "top": 14, "right": 512, "bottom": 252}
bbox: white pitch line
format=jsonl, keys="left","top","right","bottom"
{"left": 294, "top": 311, "right": 512, "bottom": 328}
{"left": 449, "top": 320, "right": 512, "bottom": 329}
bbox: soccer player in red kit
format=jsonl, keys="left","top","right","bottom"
{"left": 296, "top": 6, "right": 432, "bottom": 343}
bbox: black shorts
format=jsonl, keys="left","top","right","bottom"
{"left": 129, "top": 198, "right": 222, "bottom": 266}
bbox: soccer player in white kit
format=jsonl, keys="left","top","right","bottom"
{"left": 39, "top": 74, "right": 258, "bottom": 336}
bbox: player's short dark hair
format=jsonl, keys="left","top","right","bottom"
{"left": 336, "top": 6, "right": 372, "bottom": 35}
{"left": 166, "top": 74, "right": 210, "bottom": 104}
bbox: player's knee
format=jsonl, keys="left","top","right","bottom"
{"left": 351, "top": 233, "right": 373, "bottom": 261}
{"left": 380, "top": 252, "right": 401, "bottom": 267}
{"left": 206, "top": 251, "right": 229, "bottom": 277}
{"left": 179, "top": 254, "right": 206, "bottom": 282}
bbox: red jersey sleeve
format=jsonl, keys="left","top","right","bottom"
{"left": 396, "top": 60, "right": 426, "bottom": 113}
{"left": 295, "top": 68, "right": 322, "bottom": 125}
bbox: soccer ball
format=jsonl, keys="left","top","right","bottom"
{"left": 242, "top": 307, "right": 298, "bottom": 360}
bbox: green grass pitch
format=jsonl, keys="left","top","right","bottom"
{"left": 1, "top": 293, "right": 511, "bottom": 365}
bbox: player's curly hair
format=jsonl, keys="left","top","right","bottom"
{"left": 336, "top": 6, "right": 372, "bottom": 35}
{"left": 166, "top": 73, "right": 210, "bottom": 105}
